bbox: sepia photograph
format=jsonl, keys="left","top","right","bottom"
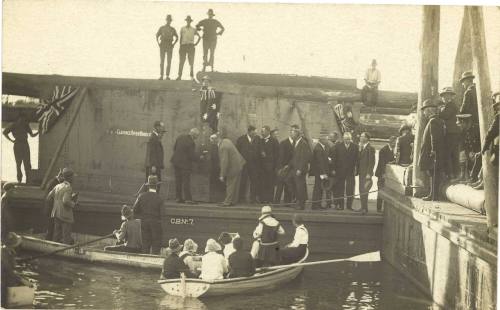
{"left": 0, "top": 0, "right": 499, "bottom": 309}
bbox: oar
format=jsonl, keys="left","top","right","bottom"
{"left": 257, "top": 251, "right": 381, "bottom": 272}
{"left": 18, "top": 233, "right": 115, "bottom": 263}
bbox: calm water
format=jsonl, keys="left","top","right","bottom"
{"left": 20, "top": 254, "right": 439, "bottom": 310}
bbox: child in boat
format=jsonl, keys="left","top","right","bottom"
{"left": 200, "top": 238, "right": 228, "bottom": 280}
{"left": 104, "top": 205, "right": 142, "bottom": 253}
{"left": 179, "top": 239, "right": 201, "bottom": 276}
{"left": 280, "top": 214, "right": 309, "bottom": 264}
{"left": 252, "top": 206, "right": 285, "bottom": 267}
{"left": 161, "top": 238, "right": 196, "bottom": 279}
{"left": 227, "top": 237, "right": 255, "bottom": 278}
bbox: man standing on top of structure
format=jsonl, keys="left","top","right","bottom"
{"left": 177, "top": 16, "right": 201, "bottom": 81}
{"left": 361, "top": 59, "right": 381, "bottom": 107}
{"left": 156, "top": 14, "right": 178, "bottom": 80}
{"left": 3, "top": 114, "right": 38, "bottom": 183}
{"left": 145, "top": 121, "right": 166, "bottom": 192}
{"left": 196, "top": 9, "right": 225, "bottom": 73}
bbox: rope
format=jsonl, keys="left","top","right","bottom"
{"left": 267, "top": 189, "right": 380, "bottom": 207}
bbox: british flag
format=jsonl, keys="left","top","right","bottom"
{"left": 36, "top": 85, "right": 79, "bottom": 134}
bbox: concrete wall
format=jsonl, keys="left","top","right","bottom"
{"left": 381, "top": 190, "right": 497, "bottom": 309}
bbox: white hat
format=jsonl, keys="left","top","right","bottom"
{"left": 204, "top": 238, "right": 222, "bottom": 253}
{"left": 261, "top": 205, "right": 272, "bottom": 215}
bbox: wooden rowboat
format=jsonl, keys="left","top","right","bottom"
{"left": 158, "top": 249, "right": 309, "bottom": 298}
{"left": 20, "top": 233, "right": 164, "bottom": 269}
{"left": 6, "top": 286, "right": 35, "bottom": 308}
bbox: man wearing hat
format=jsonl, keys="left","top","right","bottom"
{"left": 104, "top": 205, "right": 142, "bottom": 253}
{"left": 357, "top": 132, "right": 375, "bottom": 215}
{"left": 44, "top": 168, "right": 65, "bottom": 240}
{"left": 156, "top": 14, "right": 178, "bottom": 80}
{"left": 310, "top": 134, "right": 331, "bottom": 210}
{"left": 177, "top": 15, "right": 201, "bottom": 81}
{"left": 46, "top": 168, "right": 78, "bottom": 244}
{"left": 438, "top": 87, "right": 461, "bottom": 180}
{"left": 133, "top": 175, "right": 163, "bottom": 254}
{"left": 418, "top": 99, "right": 446, "bottom": 201}
{"left": 161, "top": 238, "right": 194, "bottom": 279}
{"left": 395, "top": 124, "right": 414, "bottom": 165}
{"left": 375, "top": 136, "right": 396, "bottom": 212}
{"left": 252, "top": 206, "right": 285, "bottom": 267}
{"left": 196, "top": 9, "right": 225, "bottom": 72}
{"left": 145, "top": 121, "right": 166, "bottom": 192}
{"left": 459, "top": 71, "right": 481, "bottom": 156}
{"left": 481, "top": 91, "right": 500, "bottom": 167}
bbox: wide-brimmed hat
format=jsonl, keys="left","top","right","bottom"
{"left": 421, "top": 99, "right": 437, "bottom": 111}
{"left": 146, "top": 175, "right": 159, "bottom": 186}
{"left": 4, "top": 232, "right": 22, "bottom": 248}
{"left": 439, "top": 87, "right": 456, "bottom": 96}
{"left": 183, "top": 239, "right": 198, "bottom": 253}
{"left": 261, "top": 205, "right": 272, "bottom": 215}
{"left": 205, "top": 238, "right": 222, "bottom": 253}
{"left": 121, "top": 205, "right": 133, "bottom": 219}
{"left": 185, "top": 15, "right": 193, "bottom": 22}
{"left": 62, "top": 167, "right": 75, "bottom": 179}
{"left": 460, "top": 71, "right": 475, "bottom": 82}
{"left": 207, "top": 9, "right": 215, "bottom": 16}
{"left": 457, "top": 114, "right": 472, "bottom": 120}
{"left": 168, "top": 238, "right": 183, "bottom": 253}
{"left": 2, "top": 182, "right": 17, "bottom": 192}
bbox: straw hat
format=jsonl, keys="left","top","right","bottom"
{"left": 168, "top": 238, "right": 183, "bottom": 253}
{"left": 205, "top": 238, "right": 222, "bottom": 253}
{"left": 439, "top": 87, "right": 456, "bottom": 96}
{"left": 421, "top": 99, "right": 437, "bottom": 111}
{"left": 261, "top": 206, "right": 272, "bottom": 215}
{"left": 185, "top": 15, "right": 193, "bottom": 22}
{"left": 459, "top": 71, "right": 475, "bottom": 82}
{"left": 62, "top": 167, "right": 75, "bottom": 179}
{"left": 183, "top": 239, "right": 198, "bottom": 253}
{"left": 4, "top": 232, "right": 22, "bottom": 248}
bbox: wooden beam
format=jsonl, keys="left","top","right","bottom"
{"left": 452, "top": 7, "right": 473, "bottom": 104}
{"left": 468, "top": 6, "right": 497, "bottom": 230}
{"left": 412, "top": 5, "right": 440, "bottom": 196}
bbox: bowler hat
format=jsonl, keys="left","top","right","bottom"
{"left": 121, "top": 205, "right": 133, "bottom": 219}
{"left": 185, "top": 15, "right": 193, "bottom": 22}
{"left": 146, "top": 175, "right": 160, "bottom": 186}
{"left": 207, "top": 9, "right": 215, "bottom": 16}
{"left": 4, "top": 232, "right": 22, "bottom": 248}
{"left": 421, "top": 99, "right": 437, "bottom": 111}
{"left": 439, "top": 87, "right": 456, "bottom": 96}
{"left": 168, "top": 238, "right": 183, "bottom": 253}
{"left": 459, "top": 71, "right": 475, "bottom": 82}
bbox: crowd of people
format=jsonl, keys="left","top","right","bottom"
{"left": 156, "top": 9, "right": 224, "bottom": 80}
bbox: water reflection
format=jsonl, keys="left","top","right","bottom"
{"left": 159, "top": 296, "right": 208, "bottom": 310}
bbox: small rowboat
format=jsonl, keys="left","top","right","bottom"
{"left": 6, "top": 286, "right": 35, "bottom": 308}
{"left": 158, "top": 249, "right": 309, "bottom": 298}
{"left": 19, "top": 233, "right": 164, "bottom": 269}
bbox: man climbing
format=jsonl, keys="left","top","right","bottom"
{"left": 196, "top": 9, "right": 225, "bottom": 72}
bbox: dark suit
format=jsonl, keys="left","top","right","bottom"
{"left": 357, "top": 143, "right": 375, "bottom": 212}
{"left": 145, "top": 132, "right": 165, "bottom": 190}
{"left": 310, "top": 143, "right": 330, "bottom": 208}
{"left": 209, "top": 143, "right": 225, "bottom": 202}
{"left": 133, "top": 191, "right": 163, "bottom": 254}
{"left": 288, "top": 137, "right": 312, "bottom": 209}
{"left": 236, "top": 135, "right": 262, "bottom": 203}
{"left": 228, "top": 250, "right": 256, "bottom": 278}
{"left": 439, "top": 101, "right": 460, "bottom": 177}
{"left": 396, "top": 134, "right": 414, "bottom": 165}
{"left": 274, "top": 138, "right": 295, "bottom": 203}
{"left": 332, "top": 143, "right": 358, "bottom": 209}
{"left": 170, "top": 134, "right": 198, "bottom": 201}
{"left": 260, "top": 136, "right": 280, "bottom": 203}
{"left": 482, "top": 113, "right": 499, "bottom": 167}
{"left": 375, "top": 144, "right": 395, "bottom": 211}
{"left": 460, "top": 85, "right": 481, "bottom": 156}
{"left": 418, "top": 115, "right": 446, "bottom": 201}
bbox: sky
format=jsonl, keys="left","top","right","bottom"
{"left": 2, "top": 1, "right": 499, "bottom": 92}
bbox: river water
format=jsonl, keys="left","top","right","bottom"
{"left": 21, "top": 254, "right": 439, "bottom": 310}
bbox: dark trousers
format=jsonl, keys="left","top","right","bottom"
{"left": 178, "top": 44, "right": 195, "bottom": 78}
{"left": 361, "top": 85, "right": 378, "bottom": 106}
{"left": 446, "top": 133, "right": 461, "bottom": 178}
{"left": 104, "top": 245, "right": 142, "bottom": 253}
{"left": 312, "top": 175, "right": 326, "bottom": 208}
{"left": 280, "top": 244, "right": 307, "bottom": 264}
{"left": 202, "top": 39, "right": 217, "bottom": 68}
{"left": 46, "top": 217, "right": 55, "bottom": 241}
{"left": 146, "top": 167, "right": 162, "bottom": 193}
{"left": 426, "top": 168, "right": 443, "bottom": 201}
{"left": 376, "top": 178, "right": 385, "bottom": 211}
{"left": 334, "top": 174, "right": 355, "bottom": 209}
{"left": 470, "top": 153, "right": 482, "bottom": 181}
{"left": 141, "top": 219, "right": 162, "bottom": 255}
{"left": 53, "top": 218, "right": 73, "bottom": 245}
{"left": 13, "top": 142, "right": 31, "bottom": 183}
{"left": 260, "top": 168, "right": 276, "bottom": 203}
{"left": 240, "top": 164, "right": 260, "bottom": 203}
{"left": 174, "top": 167, "right": 192, "bottom": 201}
{"left": 358, "top": 175, "right": 371, "bottom": 212}
{"left": 159, "top": 45, "right": 173, "bottom": 78}
{"left": 274, "top": 180, "right": 294, "bottom": 204}
{"left": 290, "top": 173, "right": 307, "bottom": 209}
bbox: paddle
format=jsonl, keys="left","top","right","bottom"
{"left": 18, "top": 233, "right": 115, "bottom": 263}
{"left": 256, "top": 251, "right": 381, "bottom": 272}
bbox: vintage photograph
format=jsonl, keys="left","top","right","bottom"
{"left": 1, "top": 1, "right": 498, "bottom": 309}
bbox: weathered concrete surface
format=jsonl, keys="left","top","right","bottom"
{"left": 380, "top": 187, "right": 497, "bottom": 309}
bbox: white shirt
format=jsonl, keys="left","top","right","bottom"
{"left": 223, "top": 243, "right": 236, "bottom": 258}
{"left": 253, "top": 216, "right": 285, "bottom": 239}
{"left": 288, "top": 137, "right": 294, "bottom": 145}
{"left": 180, "top": 26, "right": 197, "bottom": 45}
{"left": 288, "top": 225, "right": 309, "bottom": 248}
{"left": 365, "top": 68, "right": 381, "bottom": 83}
{"left": 247, "top": 134, "right": 252, "bottom": 143}
{"left": 200, "top": 252, "right": 228, "bottom": 280}
{"left": 294, "top": 137, "right": 303, "bottom": 148}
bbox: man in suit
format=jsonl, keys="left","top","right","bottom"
{"left": 288, "top": 125, "right": 312, "bottom": 210}
{"left": 357, "top": 132, "right": 376, "bottom": 215}
{"left": 259, "top": 126, "right": 280, "bottom": 203}
{"left": 395, "top": 124, "right": 414, "bottom": 166}
{"left": 332, "top": 132, "right": 358, "bottom": 210}
{"left": 145, "top": 121, "right": 166, "bottom": 192}
{"left": 438, "top": 87, "right": 460, "bottom": 180}
{"left": 326, "top": 132, "right": 339, "bottom": 208}
{"left": 170, "top": 128, "right": 203, "bottom": 204}
{"left": 310, "top": 134, "right": 330, "bottom": 210}
{"left": 375, "top": 136, "right": 396, "bottom": 212}
{"left": 236, "top": 126, "right": 262, "bottom": 203}
{"left": 210, "top": 134, "right": 246, "bottom": 206}
{"left": 274, "top": 129, "right": 295, "bottom": 204}
{"left": 418, "top": 99, "right": 446, "bottom": 201}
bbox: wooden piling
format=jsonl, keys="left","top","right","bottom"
{"left": 452, "top": 7, "right": 473, "bottom": 104}
{"left": 412, "top": 5, "right": 440, "bottom": 196}
{"left": 468, "top": 6, "right": 497, "bottom": 231}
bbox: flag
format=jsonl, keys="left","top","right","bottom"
{"left": 36, "top": 85, "right": 79, "bottom": 134}
{"left": 200, "top": 86, "right": 222, "bottom": 132}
